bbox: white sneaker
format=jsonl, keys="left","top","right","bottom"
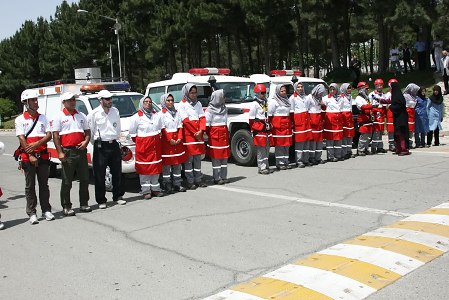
{"left": 0, "top": 221, "right": 4, "bottom": 230}
{"left": 98, "top": 203, "right": 107, "bottom": 209}
{"left": 114, "top": 199, "right": 127, "bottom": 205}
{"left": 42, "top": 211, "right": 55, "bottom": 221}
{"left": 29, "top": 214, "right": 39, "bottom": 225}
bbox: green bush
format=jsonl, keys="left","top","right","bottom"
{"left": 323, "top": 67, "right": 353, "bottom": 83}
{"left": 0, "top": 98, "right": 17, "bottom": 120}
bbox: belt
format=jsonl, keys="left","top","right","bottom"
{"left": 101, "top": 140, "right": 117, "bottom": 144}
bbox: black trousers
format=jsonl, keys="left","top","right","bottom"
{"left": 22, "top": 159, "right": 51, "bottom": 216}
{"left": 427, "top": 128, "right": 440, "bottom": 146}
{"left": 443, "top": 69, "right": 448, "bottom": 94}
{"left": 92, "top": 141, "right": 124, "bottom": 203}
{"left": 403, "top": 59, "right": 413, "bottom": 72}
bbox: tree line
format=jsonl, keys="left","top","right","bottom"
{"left": 0, "top": 0, "right": 448, "bottom": 108}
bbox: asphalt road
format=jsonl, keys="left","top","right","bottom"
{"left": 1, "top": 131, "right": 449, "bottom": 300}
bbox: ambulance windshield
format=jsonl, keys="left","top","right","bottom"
{"left": 90, "top": 94, "right": 141, "bottom": 117}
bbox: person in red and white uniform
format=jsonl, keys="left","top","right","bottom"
{"left": 385, "top": 79, "right": 398, "bottom": 151}
{"left": 289, "top": 82, "right": 312, "bottom": 168}
{"left": 129, "top": 96, "right": 164, "bottom": 199}
{"left": 88, "top": 90, "right": 126, "bottom": 208}
{"left": 403, "top": 83, "right": 419, "bottom": 149}
{"left": 205, "top": 89, "right": 230, "bottom": 184}
{"left": 160, "top": 94, "right": 187, "bottom": 193}
{"left": 340, "top": 83, "right": 355, "bottom": 159}
{"left": 178, "top": 83, "right": 207, "bottom": 189}
{"left": 354, "top": 82, "right": 374, "bottom": 156}
{"left": 15, "top": 90, "right": 54, "bottom": 225}
{"left": 306, "top": 84, "right": 327, "bottom": 165}
{"left": 268, "top": 84, "right": 293, "bottom": 170}
{"left": 322, "top": 83, "right": 343, "bottom": 162}
{"left": 0, "top": 141, "right": 5, "bottom": 230}
{"left": 249, "top": 84, "right": 273, "bottom": 175}
{"left": 52, "top": 92, "right": 91, "bottom": 216}
{"left": 368, "top": 79, "right": 389, "bottom": 153}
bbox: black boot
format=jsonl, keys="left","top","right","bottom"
{"left": 165, "top": 182, "right": 174, "bottom": 194}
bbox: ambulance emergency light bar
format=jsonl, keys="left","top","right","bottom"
{"left": 188, "top": 68, "right": 231, "bottom": 76}
{"left": 270, "top": 70, "right": 302, "bottom": 76}
{"left": 80, "top": 82, "right": 130, "bottom": 93}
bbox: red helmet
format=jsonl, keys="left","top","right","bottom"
{"left": 388, "top": 78, "right": 398, "bottom": 86}
{"left": 374, "top": 78, "right": 384, "bottom": 86}
{"left": 357, "top": 81, "right": 369, "bottom": 89}
{"left": 121, "top": 146, "right": 133, "bottom": 161}
{"left": 254, "top": 84, "right": 267, "bottom": 93}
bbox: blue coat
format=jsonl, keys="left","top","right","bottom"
{"left": 427, "top": 100, "right": 443, "bottom": 131}
{"left": 414, "top": 96, "right": 429, "bottom": 133}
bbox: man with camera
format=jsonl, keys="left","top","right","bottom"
{"left": 87, "top": 90, "right": 126, "bottom": 209}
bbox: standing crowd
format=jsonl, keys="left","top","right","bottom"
{"left": 0, "top": 79, "right": 444, "bottom": 229}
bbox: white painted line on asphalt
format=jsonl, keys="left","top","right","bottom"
{"left": 318, "top": 243, "right": 424, "bottom": 276}
{"left": 434, "top": 203, "right": 449, "bottom": 209}
{"left": 203, "top": 290, "right": 264, "bottom": 300}
{"left": 209, "top": 185, "right": 411, "bottom": 217}
{"left": 363, "top": 227, "right": 449, "bottom": 252}
{"left": 263, "top": 264, "right": 376, "bottom": 299}
{"left": 3, "top": 153, "right": 12, "bottom": 157}
{"left": 404, "top": 214, "right": 449, "bottom": 226}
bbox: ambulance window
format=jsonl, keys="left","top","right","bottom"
{"left": 76, "top": 100, "right": 89, "bottom": 115}
{"left": 147, "top": 86, "right": 166, "bottom": 105}
{"left": 167, "top": 84, "right": 185, "bottom": 103}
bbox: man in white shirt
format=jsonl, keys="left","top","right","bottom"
{"left": 87, "top": 90, "right": 126, "bottom": 209}
{"left": 389, "top": 47, "right": 401, "bottom": 73}
{"left": 432, "top": 36, "right": 443, "bottom": 72}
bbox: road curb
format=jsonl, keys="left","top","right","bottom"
{"left": 205, "top": 201, "right": 449, "bottom": 300}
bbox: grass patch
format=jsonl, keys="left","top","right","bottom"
{"left": 0, "top": 116, "right": 16, "bottom": 129}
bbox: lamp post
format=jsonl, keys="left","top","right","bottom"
{"left": 77, "top": 9, "right": 122, "bottom": 81}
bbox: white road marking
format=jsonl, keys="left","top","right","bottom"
{"left": 434, "top": 203, "right": 449, "bottom": 209}
{"left": 264, "top": 264, "right": 376, "bottom": 300}
{"left": 203, "top": 290, "right": 264, "bottom": 300}
{"left": 404, "top": 214, "right": 449, "bottom": 226}
{"left": 319, "top": 243, "right": 424, "bottom": 276}
{"left": 363, "top": 227, "right": 449, "bottom": 252}
{"left": 209, "top": 186, "right": 411, "bottom": 217}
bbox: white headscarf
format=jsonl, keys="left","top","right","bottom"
{"left": 273, "top": 84, "right": 290, "bottom": 107}
{"left": 139, "top": 96, "right": 155, "bottom": 119}
{"left": 182, "top": 83, "right": 197, "bottom": 105}
{"left": 206, "top": 89, "right": 226, "bottom": 116}
{"left": 340, "top": 83, "right": 352, "bottom": 99}
{"left": 293, "top": 82, "right": 305, "bottom": 98}
{"left": 403, "top": 83, "right": 420, "bottom": 97}
{"left": 160, "top": 93, "right": 176, "bottom": 117}
{"left": 329, "top": 83, "right": 340, "bottom": 99}
{"left": 310, "top": 84, "right": 327, "bottom": 102}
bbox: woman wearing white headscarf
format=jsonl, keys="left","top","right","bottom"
{"left": 177, "top": 83, "right": 207, "bottom": 189}
{"left": 306, "top": 84, "right": 327, "bottom": 164}
{"left": 205, "top": 89, "right": 230, "bottom": 184}
{"left": 322, "top": 83, "right": 343, "bottom": 162}
{"left": 289, "top": 82, "right": 312, "bottom": 168}
{"left": 129, "top": 96, "right": 164, "bottom": 199}
{"left": 268, "top": 84, "right": 293, "bottom": 170}
{"left": 403, "top": 83, "right": 420, "bottom": 148}
{"left": 160, "top": 93, "right": 187, "bottom": 193}
{"left": 340, "top": 83, "right": 355, "bottom": 159}
{"left": 354, "top": 82, "right": 374, "bottom": 156}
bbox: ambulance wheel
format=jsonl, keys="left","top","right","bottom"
{"left": 231, "top": 129, "right": 256, "bottom": 166}
{"left": 48, "top": 162, "right": 58, "bottom": 178}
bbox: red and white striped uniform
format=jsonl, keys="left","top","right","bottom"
{"left": 340, "top": 95, "right": 355, "bottom": 137}
{"left": 160, "top": 109, "right": 187, "bottom": 166}
{"left": 129, "top": 111, "right": 163, "bottom": 175}
{"left": 289, "top": 93, "right": 312, "bottom": 142}
{"left": 268, "top": 99, "right": 292, "bottom": 146}
{"left": 368, "top": 90, "right": 389, "bottom": 132}
{"left": 51, "top": 108, "right": 88, "bottom": 147}
{"left": 354, "top": 95, "right": 373, "bottom": 134}
{"left": 248, "top": 100, "right": 273, "bottom": 146}
{"left": 205, "top": 111, "right": 230, "bottom": 159}
{"left": 384, "top": 91, "right": 394, "bottom": 133}
{"left": 177, "top": 99, "right": 206, "bottom": 155}
{"left": 306, "top": 94, "right": 324, "bottom": 141}
{"left": 15, "top": 112, "right": 50, "bottom": 162}
{"left": 322, "top": 94, "right": 343, "bottom": 140}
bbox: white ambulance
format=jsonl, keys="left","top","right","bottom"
{"left": 145, "top": 68, "right": 258, "bottom": 166}
{"left": 250, "top": 70, "right": 327, "bottom": 99}
{"left": 26, "top": 81, "right": 143, "bottom": 188}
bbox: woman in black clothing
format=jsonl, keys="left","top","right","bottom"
{"left": 427, "top": 85, "right": 444, "bottom": 146}
{"left": 389, "top": 82, "right": 410, "bottom": 155}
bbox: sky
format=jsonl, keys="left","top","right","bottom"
{"left": 0, "top": 0, "right": 79, "bottom": 41}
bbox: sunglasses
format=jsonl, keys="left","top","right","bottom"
{"left": 102, "top": 97, "right": 112, "bottom": 101}
{"left": 260, "top": 92, "right": 267, "bottom": 94}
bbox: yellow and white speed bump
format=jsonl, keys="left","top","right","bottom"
{"left": 204, "top": 202, "right": 449, "bottom": 300}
